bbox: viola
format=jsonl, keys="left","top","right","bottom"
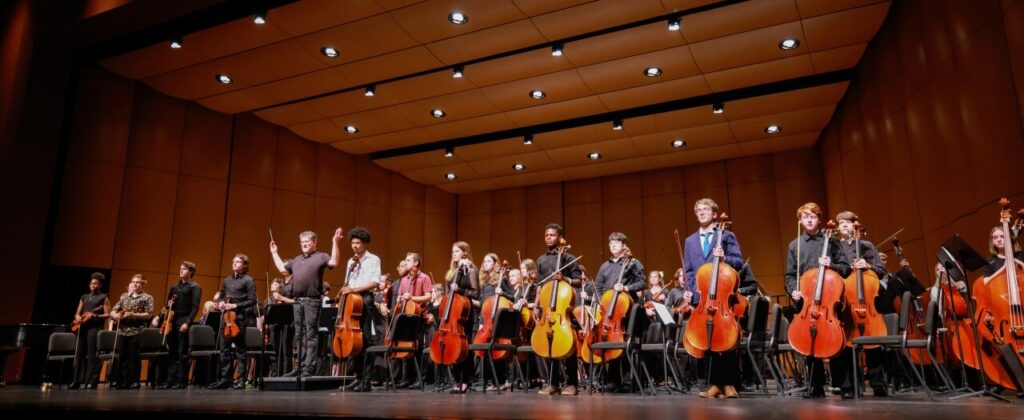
{"left": 474, "top": 261, "right": 514, "bottom": 360}
{"left": 841, "top": 222, "right": 887, "bottom": 347}
{"left": 787, "top": 220, "right": 846, "bottom": 359}
{"left": 586, "top": 249, "right": 635, "bottom": 362}
{"left": 966, "top": 198, "right": 1024, "bottom": 390}
{"left": 685, "top": 214, "right": 742, "bottom": 353}
{"left": 160, "top": 294, "right": 178, "bottom": 337}
{"left": 530, "top": 240, "right": 580, "bottom": 360}
{"left": 332, "top": 254, "right": 365, "bottom": 359}
{"left": 223, "top": 296, "right": 240, "bottom": 340}
{"left": 71, "top": 312, "right": 95, "bottom": 333}
{"left": 430, "top": 261, "right": 471, "bottom": 365}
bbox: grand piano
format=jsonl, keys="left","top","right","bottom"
{"left": 0, "top": 323, "right": 68, "bottom": 387}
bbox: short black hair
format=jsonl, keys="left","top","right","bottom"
{"left": 608, "top": 232, "right": 628, "bottom": 244}
{"left": 348, "top": 227, "right": 371, "bottom": 244}
{"left": 545, "top": 223, "right": 564, "bottom": 236}
{"left": 90, "top": 272, "right": 105, "bottom": 283}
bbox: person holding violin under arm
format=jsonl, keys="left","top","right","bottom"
{"left": 785, "top": 202, "right": 852, "bottom": 399}
{"left": 683, "top": 198, "right": 745, "bottom": 399}
{"left": 152, "top": 261, "right": 201, "bottom": 389}
{"left": 209, "top": 254, "right": 257, "bottom": 390}
{"left": 69, "top": 273, "right": 110, "bottom": 390}
{"left": 109, "top": 274, "right": 154, "bottom": 390}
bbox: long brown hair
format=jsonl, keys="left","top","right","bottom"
{"left": 445, "top": 241, "right": 473, "bottom": 282}
{"left": 480, "top": 253, "right": 501, "bottom": 286}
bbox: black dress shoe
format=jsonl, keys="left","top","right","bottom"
{"left": 872, "top": 386, "right": 888, "bottom": 397}
{"left": 803, "top": 386, "right": 826, "bottom": 399}
{"left": 395, "top": 380, "right": 410, "bottom": 389}
{"left": 406, "top": 381, "right": 421, "bottom": 389}
{"left": 231, "top": 381, "right": 245, "bottom": 390}
{"left": 67, "top": 383, "right": 80, "bottom": 390}
{"left": 208, "top": 380, "right": 229, "bottom": 390}
{"left": 83, "top": 384, "right": 95, "bottom": 390}
{"left": 157, "top": 383, "right": 172, "bottom": 390}
{"left": 282, "top": 369, "right": 298, "bottom": 377}
{"left": 840, "top": 388, "right": 855, "bottom": 399}
{"left": 169, "top": 383, "right": 184, "bottom": 390}
{"left": 343, "top": 380, "right": 362, "bottom": 391}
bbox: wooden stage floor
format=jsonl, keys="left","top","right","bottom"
{"left": 1, "top": 385, "right": 1021, "bottom": 419}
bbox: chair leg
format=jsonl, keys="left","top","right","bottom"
{"left": 851, "top": 346, "right": 860, "bottom": 400}
{"left": 900, "top": 348, "right": 934, "bottom": 401}
{"left": 745, "top": 345, "right": 770, "bottom": 396}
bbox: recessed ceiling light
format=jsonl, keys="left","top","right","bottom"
{"left": 671, "top": 139, "right": 687, "bottom": 148}
{"left": 253, "top": 13, "right": 266, "bottom": 25}
{"left": 612, "top": 119, "right": 623, "bottom": 130}
{"left": 364, "top": 85, "right": 375, "bottom": 97}
{"left": 644, "top": 67, "right": 662, "bottom": 77}
{"left": 551, "top": 43, "right": 564, "bottom": 57}
{"left": 431, "top": 108, "right": 446, "bottom": 118}
{"left": 170, "top": 38, "right": 182, "bottom": 49}
{"left": 448, "top": 12, "right": 468, "bottom": 25}
{"left": 713, "top": 103, "right": 724, "bottom": 114}
{"left": 587, "top": 152, "right": 602, "bottom": 160}
{"left": 321, "top": 46, "right": 339, "bottom": 58}
{"left": 444, "top": 147, "right": 454, "bottom": 157}
{"left": 667, "top": 17, "right": 681, "bottom": 31}
{"left": 765, "top": 124, "right": 781, "bottom": 134}
{"left": 445, "top": 172, "right": 457, "bottom": 180}
{"left": 452, "top": 65, "right": 464, "bottom": 78}
{"left": 779, "top": 38, "right": 800, "bottom": 50}
{"left": 216, "top": 74, "right": 232, "bottom": 84}
{"left": 513, "top": 163, "right": 525, "bottom": 171}
{"left": 345, "top": 125, "right": 359, "bottom": 134}
{"left": 523, "top": 134, "right": 534, "bottom": 145}
{"left": 529, "top": 90, "right": 546, "bottom": 100}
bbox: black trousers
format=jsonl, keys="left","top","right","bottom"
{"left": 158, "top": 320, "right": 190, "bottom": 385}
{"left": 218, "top": 317, "right": 255, "bottom": 383}
{"left": 548, "top": 348, "right": 579, "bottom": 387}
{"left": 293, "top": 299, "right": 320, "bottom": 375}
{"left": 72, "top": 323, "right": 102, "bottom": 385}
{"left": 116, "top": 333, "right": 142, "bottom": 387}
{"left": 806, "top": 350, "right": 853, "bottom": 390}
{"left": 707, "top": 349, "right": 739, "bottom": 387}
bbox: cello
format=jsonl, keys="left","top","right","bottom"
{"left": 685, "top": 214, "right": 741, "bottom": 353}
{"left": 332, "top": 254, "right": 364, "bottom": 359}
{"left": 672, "top": 228, "right": 704, "bottom": 358}
{"left": 970, "top": 198, "right": 1024, "bottom": 389}
{"left": 787, "top": 220, "right": 847, "bottom": 359}
{"left": 575, "top": 270, "right": 600, "bottom": 363}
{"left": 531, "top": 239, "right": 580, "bottom": 360}
{"left": 473, "top": 261, "right": 514, "bottom": 360}
{"left": 386, "top": 268, "right": 422, "bottom": 360}
{"left": 429, "top": 258, "right": 471, "bottom": 365}
{"left": 586, "top": 248, "right": 636, "bottom": 362}
{"left": 842, "top": 222, "right": 887, "bottom": 347}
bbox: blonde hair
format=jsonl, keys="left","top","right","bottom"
{"left": 990, "top": 226, "right": 1022, "bottom": 256}
{"left": 694, "top": 198, "right": 719, "bottom": 213}
{"left": 445, "top": 241, "right": 473, "bottom": 281}
{"left": 796, "top": 202, "right": 822, "bottom": 219}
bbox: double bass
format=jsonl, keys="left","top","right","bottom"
{"left": 685, "top": 214, "right": 741, "bottom": 353}
{"left": 842, "top": 222, "right": 887, "bottom": 347}
{"left": 474, "top": 261, "right": 514, "bottom": 360}
{"left": 971, "top": 198, "right": 1024, "bottom": 389}
{"left": 585, "top": 248, "right": 635, "bottom": 362}
{"left": 333, "top": 254, "right": 364, "bottom": 359}
{"left": 429, "top": 258, "right": 472, "bottom": 365}
{"left": 788, "top": 220, "right": 847, "bottom": 359}
{"left": 531, "top": 239, "right": 580, "bottom": 360}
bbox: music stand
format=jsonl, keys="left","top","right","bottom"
{"left": 938, "top": 235, "right": 1011, "bottom": 403}
{"left": 263, "top": 304, "right": 293, "bottom": 388}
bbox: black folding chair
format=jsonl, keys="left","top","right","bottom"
{"left": 96, "top": 330, "right": 119, "bottom": 386}
{"left": 187, "top": 325, "right": 219, "bottom": 385}
{"left": 589, "top": 305, "right": 653, "bottom": 395}
{"left": 468, "top": 309, "right": 522, "bottom": 394}
{"left": 138, "top": 328, "right": 169, "bottom": 387}
{"left": 243, "top": 327, "right": 275, "bottom": 387}
{"left": 45, "top": 332, "right": 77, "bottom": 387}
{"left": 737, "top": 296, "right": 772, "bottom": 396}
{"left": 638, "top": 307, "right": 684, "bottom": 394}
{"left": 364, "top": 315, "right": 425, "bottom": 392}
{"left": 851, "top": 291, "right": 935, "bottom": 401}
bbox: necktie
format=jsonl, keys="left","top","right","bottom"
{"left": 702, "top": 233, "right": 711, "bottom": 258}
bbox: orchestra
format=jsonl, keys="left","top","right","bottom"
{"left": 51, "top": 198, "right": 1024, "bottom": 403}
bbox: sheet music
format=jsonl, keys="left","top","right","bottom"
{"left": 649, "top": 301, "right": 676, "bottom": 325}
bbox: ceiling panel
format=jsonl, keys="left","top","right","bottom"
{"left": 565, "top": 22, "right": 687, "bottom": 68}
{"left": 392, "top": 89, "right": 502, "bottom": 125}
{"left": 480, "top": 69, "right": 593, "bottom": 111}
{"left": 185, "top": 16, "right": 292, "bottom": 62}
{"left": 422, "top": 113, "right": 521, "bottom": 142}
{"left": 426, "top": 19, "right": 548, "bottom": 65}
{"left": 810, "top": 43, "right": 868, "bottom": 73}
{"left": 214, "top": 40, "right": 325, "bottom": 89}
{"left": 530, "top": 0, "right": 669, "bottom": 40}
{"left": 333, "top": 46, "right": 445, "bottom": 86}
{"left": 576, "top": 45, "right": 700, "bottom": 93}
{"left": 631, "top": 122, "right": 735, "bottom": 154}
{"left": 703, "top": 54, "right": 816, "bottom": 92}
{"left": 355, "top": 128, "right": 437, "bottom": 152}
{"left": 545, "top": 137, "right": 642, "bottom": 167}
{"left": 328, "top": 107, "right": 419, "bottom": 138}
{"left": 689, "top": 21, "right": 806, "bottom": 74}
{"left": 468, "top": 150, "right": 557, "bottom": 177}
{"left": 795, "top": 0, "right": 887, "bottom": 19}
{"left": 680, "top": 0, "right": 799, "bottom": 43}
{"left": 254, "top": 102, "right": 322, "bottom": 127}
{"left": 99, "top": 40, "right": 212, "bottom": 80}
{"left": 389, "top": 0, "right": 527, "bottom": 44}
{"left": 723, "top": 82, "right": 849, "bottom": 120}
{"left": 269, "top": 0, "right": 388, "bottom": 36}
{"left": 463, "top": 48, "right": 576, "bottom": 87}
{"left": 535, "top": 123, "right": 630, "bottom": 150}
{"left": 802, "top": 2, "right": 891, "bottom": 51}
{"left": 504, "top": 96, "right": 609, "bottom": 127}
{"left": 727, "top": 104, "right": 837, "bottom": 141}
{"left": 738, "top": 130, "right": 820, "bottom": 155}
{"left": 597, "top": 74, "right": 711, "bottom": 110}
{"left": 293, "top": 14, "right": 421, "bottom": 66}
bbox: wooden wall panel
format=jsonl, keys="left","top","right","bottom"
{"left": 275, "top": 130, "right": 318, "bottom": 194}
{"left": 167, "top": 176, "right": 227, "bottom": 277}
{"left": 222, "top": 183, "right": 274, "bottom": 278}
{"left": 67, "top": 67, "right": 133, "bottom": 165}
{"left": 353, "top": 202, "right": 393, "bottom": 271}
{"left": 126, "top": 86, "right": 185, "bottom": 173}
{"left": 490, "top": 188, "right": 527, "bottom": 263}
{"left": 389, "top": 207, "right": 426, "bottom": 275}
{"left": 314, "top": 196, "right": 355, "bottom": 288}
{"left": 355, "top": 157, "right": 392, "bottom": 207}
{"left": 424, "top": 209, "right": 457, "bottom": 284}
{"left": 269, "top": 190, "right": 316, "bottom": 277}
{"left": 564, "top": 179, "right": 603, "bottom": 269}
{"left": 230, "top": 114, "right": 278, "bottom": 188}
{"left": 112, "top": 168, "right": 177, "bottom": 272}
{"left": 315, "top": 144, "right": 357, "bottom": 200}
{"left": 457, "top": 191, "right": 492, "bottom": 260}
{"left": 50, "top": 160, "right": 124, "bottom": 268}
{"left": 1006, "top": 1, "right": 1024, "bottom": 129}
{"left": 640, "top": 192, "right": 688, "bottom": 276}
{"left": 180, "top": 103, "right": 232, "bottom": 180}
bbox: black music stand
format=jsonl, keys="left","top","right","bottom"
{"left": 938, "top": 235, "right": 1011, "bottom": 403}
{"left": 262, "top": 304, "right": 293, "bottom": 389}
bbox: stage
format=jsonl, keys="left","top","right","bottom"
{"left": 1, "top": 386, "right": 1020, "bottom": 419}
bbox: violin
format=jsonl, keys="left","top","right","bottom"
{"left": 575, "top": 269, "right": 600, "bottom": 362}
{"left": 333, "top": 253, "right": 365, "bottom": 359}
{"left": 685, "top": 214, "right": 742, "bottom": 354}
{"left": 429, "top": 257, "right": 471, "bottom": 365}
{"left": 71, "top": 312, "right": 96, "bottom": 333}
{"left": 530, "top": 239, "right": 580, "bottom": 360}
{"left": 966, "top": 198, "right": 1024, "bottom": 389}
{"left": 160, "top": 294, "right": 178, "bottom": 337}
{"left": 586, "top": 248, "right": 635, "bottom": 362}
{"left": 841, "top": 222, "right": 887, "bottom": 347}
{"left": 787, "top": 220, "right": 847, "bottom": 359}
{"left": 474, "top": 261, "right": 514, "bottom": 360}
{"left": 222, "top": 296, "right": 240, "bottom": 340}
{"left": 385, "top": 268, "right": 421, "bottom": 360}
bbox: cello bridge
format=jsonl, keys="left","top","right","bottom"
{"left": 854, "top": 308, "right": 867, "bottom": 318}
